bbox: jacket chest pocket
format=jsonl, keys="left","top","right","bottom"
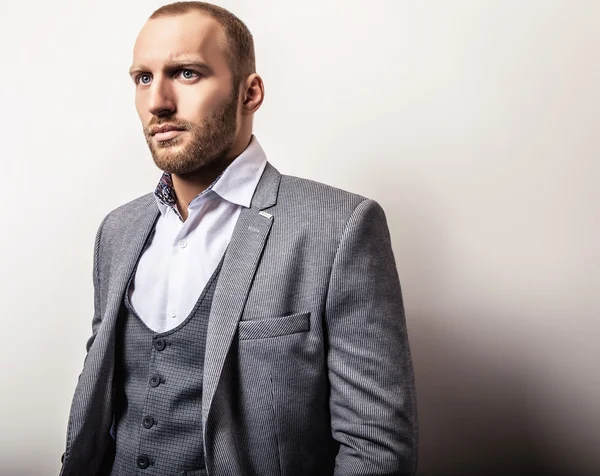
{"left": 237, "top": 311, "right": 311, "bottom": 340}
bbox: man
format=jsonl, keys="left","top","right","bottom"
{"left": 59, "top": 2, "right": 418, "bottom": 475}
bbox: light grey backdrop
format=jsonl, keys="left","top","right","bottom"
{"left": 0, "top": 1, "right": 598, "bottom": 475}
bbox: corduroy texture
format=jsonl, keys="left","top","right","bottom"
{"left": 60, "top": 162, "right": 418, "bottom": 476}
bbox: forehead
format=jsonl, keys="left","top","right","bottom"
{"left": 133, "top": 12, "right": 228, "bottom": 69}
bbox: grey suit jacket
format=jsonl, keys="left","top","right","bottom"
{"left": 60, "top": 162, "right": 418, "bottom": 476}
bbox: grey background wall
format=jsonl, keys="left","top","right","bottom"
{"left": 0, "top": 1, "right": 598, "bottom": 474}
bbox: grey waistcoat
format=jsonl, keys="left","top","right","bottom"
{"left": 109, "top": 251, "right": 224, "bottom": 476}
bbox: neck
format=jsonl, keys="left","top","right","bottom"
{"left": 171, "top": 133, "right": 252, "bottom": 221}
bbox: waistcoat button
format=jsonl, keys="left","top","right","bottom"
{"left": 142, "top": 415, "right": 155, "bottom": 429}
{"left": 154, "top": 338, "right": 167, "bottom": 351}
{"left": 137, "top": 455, "right": 150, "bottom": 469}
{"left": 149, "top": 374, "right": 161, "bottom": 387}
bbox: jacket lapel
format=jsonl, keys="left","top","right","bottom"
{"left": 202, "top": 162, "right": 281, "bottom": 423}
{"left": 104, "top": 197, "right": 159, "bottom": 330}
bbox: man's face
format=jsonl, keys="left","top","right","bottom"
{"left": 131, "top": 12, "right": 239, "bottom": 175}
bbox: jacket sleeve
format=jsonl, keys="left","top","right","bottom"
{"left": 325, "top": 198, "right": 418, "bottom": 476}
{"left": 85, "top": 214, "right": 109, "bottom": 356}
{"left": 60, "top": 213, "right": 109, "bottom": 473}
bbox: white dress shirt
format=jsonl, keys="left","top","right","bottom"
{"left": 128, "top": 135, "right": 268, "bottom": 333}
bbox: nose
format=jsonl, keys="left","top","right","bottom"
{"left": 147, "top": 76, "right": 175, "bottom": 117}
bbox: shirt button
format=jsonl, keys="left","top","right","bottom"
{"left": 154, "top": 338, "right": 166, "bottom": 351}
{"left": 137, "top": 455, "right": 150, "bottom": 469}
{"left": 179, "top": 239, "right": 188, "bottom": 248}
{"left": 149, "top": 374, "right": 161, "bottom": 387}
{"left": 169, "top": 309, "right": 177, "bottom": 318}
{"left": 142, "top": 415, "right": 155, "bottom": 429}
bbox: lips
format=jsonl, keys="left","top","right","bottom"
{"left": 150, "top": 124, "right": 186, "bottom": 142}
{"left": 151, "top": 124, "right": 185, "bottom": 135}
{"left": 154, "top": 129, "right": 185, "bottom": 142}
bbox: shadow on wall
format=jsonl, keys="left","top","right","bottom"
{"left": 409, "top": 315, "right": 576, "bottom": 476}
{"left": 367, "top": 163, "right": 593, "bottom": 476}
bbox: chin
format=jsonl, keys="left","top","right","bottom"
{"left": 158, "top": 155, "right": 207, "bottom": 176}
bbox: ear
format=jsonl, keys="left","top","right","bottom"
{"left": 241, "top": 73, "right": 264, "bottom": 114}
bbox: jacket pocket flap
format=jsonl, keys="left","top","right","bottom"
{"left": 238, "top": 311, "right": 311, "bottom": 340}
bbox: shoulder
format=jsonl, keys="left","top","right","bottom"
{"left": 277, "top": 173, "right": 368, "bottom": 215}
{"left": 274, "top": 173, "right": 389, "bottom": 243}
{"left": 276, "top": 173, "right": 388, "bottom": 222}
{"left": 97, "top": 192, "right": 155, "bottom": 238}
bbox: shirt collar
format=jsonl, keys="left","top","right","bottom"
{"left": 154, "top": 134, "right": 268, "bottom": 217}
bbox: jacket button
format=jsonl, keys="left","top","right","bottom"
{"left": 149, "top": 374, "right": 161, "bottom": 387}
{"left": 154, "top": 338, "right": 166, "bottom": 351}
{"left": 137, "top": 455, "right": 150, "bottom": 469}
{"left": 142, "top": 415, "right": 155, "bottom": 429}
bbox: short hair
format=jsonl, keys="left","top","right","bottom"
{"left": 149, "top": 2, "right": 256, "bottom": 88}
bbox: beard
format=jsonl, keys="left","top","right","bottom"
{"left": 143, "top": 87, "right": 239, "bottom": 176}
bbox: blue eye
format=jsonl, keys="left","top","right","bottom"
{"left": 180, "top": 69, "right": 199, "bottom": 79}
{"left": 137, "top": 74, "right": 151, "bottom": 85}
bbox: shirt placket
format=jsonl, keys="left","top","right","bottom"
{"left": 166, "top": 214, "right": 189, "bottom": 328}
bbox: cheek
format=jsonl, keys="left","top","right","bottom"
{"left": 134, "top": 95, "right": 148, "bottom": 125}
{"left": 178, "top": 84, "right": 230, "bottom": 120}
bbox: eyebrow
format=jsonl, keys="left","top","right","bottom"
{"left": 128, "top": 59, "right": 214, "bottom": 77}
